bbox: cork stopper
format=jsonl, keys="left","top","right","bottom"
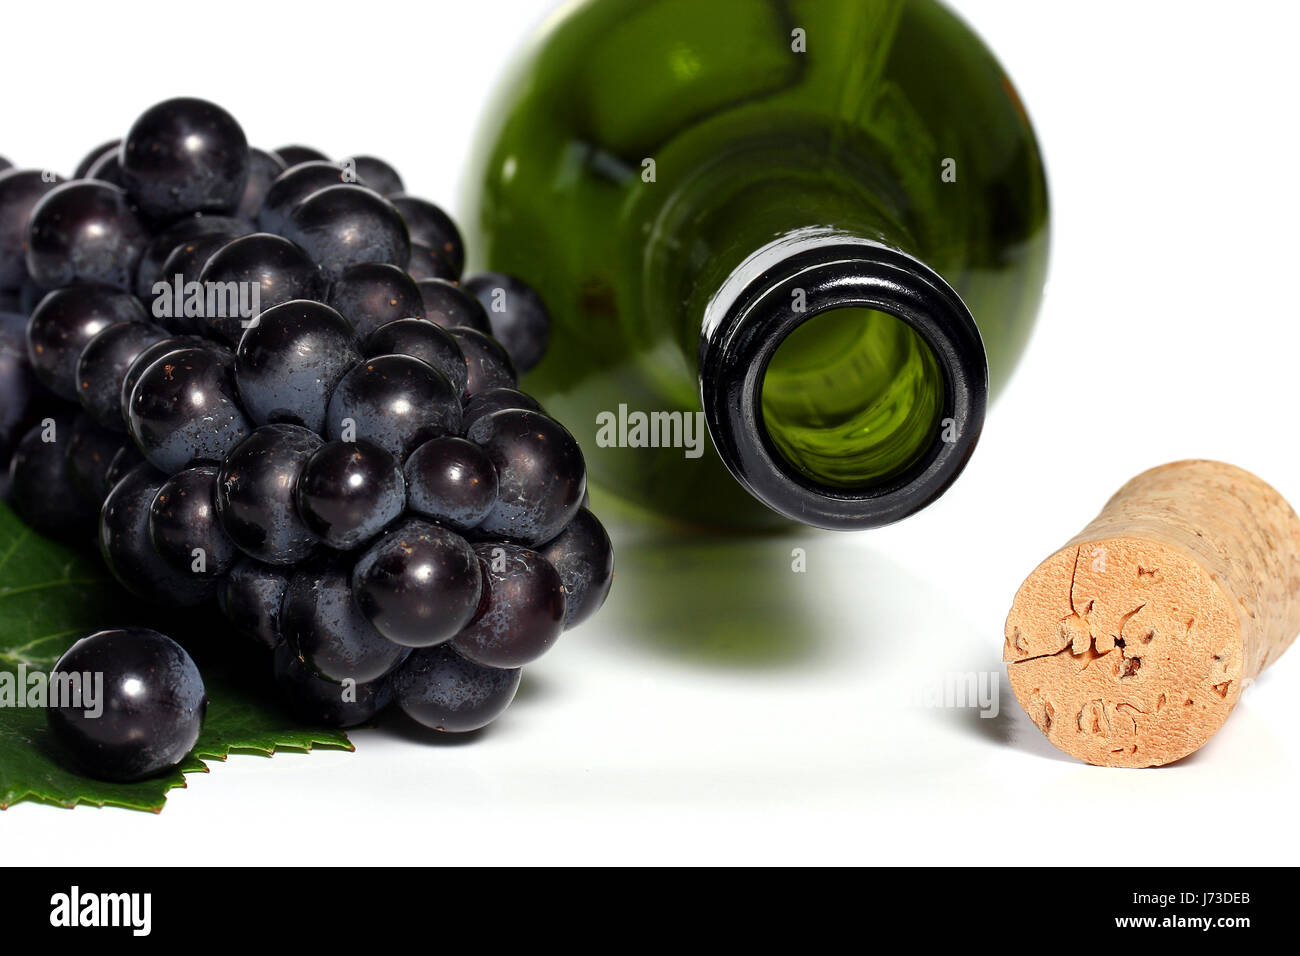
{"left": 1003, "top": 460, "right": 1300, "bottom": 767}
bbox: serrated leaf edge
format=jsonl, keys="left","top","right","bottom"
{"left": 0, "top": 731, "right": 353, "bottom": 813}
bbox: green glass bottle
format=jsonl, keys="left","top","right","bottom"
{"left": 464, "top": 0, "right": 1049, "bottom": 531}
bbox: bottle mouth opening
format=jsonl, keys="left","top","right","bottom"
{"left": 760, "top": 306, "right": 945, "bottom": 489}
{"left": 699, "top": 235, "right": 988, "bottom": 530}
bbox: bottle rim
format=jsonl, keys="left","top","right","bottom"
{"left": 699, "top": 233, "right": 988, "bottom": 530}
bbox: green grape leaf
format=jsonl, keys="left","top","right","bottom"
{"left": 0, "top": 502, "right": 351, "bottom": 812}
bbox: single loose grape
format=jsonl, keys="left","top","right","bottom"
{"left": 47, "top": 628, "right": 206, "bottom": 782}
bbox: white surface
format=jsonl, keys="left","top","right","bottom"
{"left": 3, "top": 0, "right": 1300, "bottom": 865}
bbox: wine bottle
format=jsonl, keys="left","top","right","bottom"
{"left": 464, "top": 0, "right": 1049, "bottom": 530}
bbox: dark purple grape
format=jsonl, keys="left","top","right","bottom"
{"left": 344, "top": 156, "right": 404, "bottom": 197}
{"left": 149, "top": 464, "right": 238, "bottom": 578}
{"left": 134, "top": 213, "right": 250, "bottom": 299}
{"left": 415, "top": 278, "right": 490, "bottom": 334}
{"left": 219, "top": 558, "right": 290, "bottom": 649}
{"left": 466, "top": 408, "right": 586, "bottom": 545}
{"left": 463, "top": 272, "right": 552, "bottom": 374}
{"left": 25, "top": 181, "right": 148, "bottom": 290}
{"left": 272, "top": 145, "right": 329, "bottom": 168}
{"left": 65, "top": 413, "right": 123, "bottom": 506}
{"left": 234, "top": 148, "right": 288, "bottom": 220}
{"left": 403, "top": 436, "right": 497, "bottom": 531}
{"left": 196, "top": 233, "right": 324, "bottom": 345}
{"left": 26, "top": 284, "right": 147, "bottom": 400}
{"left": 326, "top": 262, "right": 424, "bottom": 337}
{"left": 390, "top": 196, "right": 463, "bottom": 277}
{"left": 273, "top": 642, "right": 393, "bottom": 728}
{"left": 540, "top": 508, "right": 614, "bottom": 629}
{"left": 47, "top": 628, "right": 206, "bottom": 782}
{"left": 121, "top": 97, "right": 249, "bottom": 219}
{"left": 453, "top": 542, "right": 565, "bottom": 668}
{"left": 406, "top": 242, "right": 455, "bottom": 281}
{"left": 450, "top": 327, "right": 518, "bottom": 397}
{"left": 234, "top": 299, "right": 359, "bottom": 432}
{"left": 351, "top": 518, "right": 482, "bottom": 647}
{"left": 282, "top": 559, "right": 409, "bottom": 683}
{"left": 362, "top": 318, "right": 467, "bottom": 396}
{"left": 7, "top": 414, "right": 98, "bottom": 537}
{"left": 0, "top": 326, "right": 50, "bottom": 461}
{"left": 75, "top": 320, "right": 168, "bottom": 430}
{"left": 0, "top": 168, "right": 64, "bottom": 287}
{"left": 158, "top": 231, "right": 235, "bottom": 287}
{"left": 392, "top": 644, "right": 520, "bottom": 734}
{"left": 117, "top": 334, "right": 212, "bottom": 423}
{"left": 85, "top": 149, "right": 127, "bottom": 188}
{"left": 126, "top": 346, "right": 250, "bottom": 473}
{"left": 99, "top": 462, "right": 218, "bottom": 605}
{"left": 150, "top": 233, "right": 241, "bottom": 334}
{"left": 461, "top": 386, "right": 544, "bottom": 434}
{"left": 257, "top": 160, "right": 370, "bottom": 234}
{"left": 103, "top": 442, "right": 144, "bottom": 492}
{"left": 216, "top": 423, "right": 322, "bottom": 565}
{"left": 74, "top": 140, "right": 120, "bottom": 180}
{"left": 295, "top": 439, "right": 405, "bottom": 550}
{"left": 324, "top": 354, "right": 461, "bottom": 461}
{"left": 285, "top": 185, "right": 410, "bottom": 283}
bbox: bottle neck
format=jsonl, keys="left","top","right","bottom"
{"left": 697, "top": 228, "right": 988, "bottom": 530}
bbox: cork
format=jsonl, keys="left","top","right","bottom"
{"left": 1003, "top": 460, "right": 1300, "bottom": 768}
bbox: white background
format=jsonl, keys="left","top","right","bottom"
{"left": 3, "top": 0, "right": 1299, "bottom": 865}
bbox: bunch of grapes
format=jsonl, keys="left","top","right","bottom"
{"left": 0, "top": 99, "right": 613, "bottom": 749}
